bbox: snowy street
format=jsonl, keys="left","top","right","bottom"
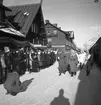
{"left": 0, "top": 61, "right": 101, "bottom": 105}
{"left": 0, "top": 0, "right": 101, "bottom": 105}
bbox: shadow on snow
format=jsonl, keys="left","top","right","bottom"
{"left": 50, "top": 89, "right": 70, "bottom": 105}
{"left": 74, "top": 66, "right": 101, "bottom": 105}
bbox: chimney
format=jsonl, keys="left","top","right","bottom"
{"left": 45, "top": 20, "right": 50, "bottom": 24}
{"left": 53, "top": 23, "right": 57, "bottom": 27}
{"left": 58, "top": 27, "right": 61, "bottom": 29}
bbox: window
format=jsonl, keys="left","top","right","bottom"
{"left": 47, "top": 30, "right": 51, "bottom": 35}
{"left": 33, "top": 39, "right": 34, "bottom": 44}
{"left": 31, "top": 24, "right": 34, "bottom": 32}
{"left": 53, "top": 30, "right": 57, "bottom": 35}
{"left": 48, "top": 38, "right": 52, "bottom": 47}
{"left": 35, "top": 38, "right": 39, "bottom": 44}
{"left": 31, "top": 23, "right": 38, "bottom": 33}
{"left": 48, "top": 38, "right": 52, "bottom": 42}
{"left": 0, "top": 10, "right": 5, "bottom": 22}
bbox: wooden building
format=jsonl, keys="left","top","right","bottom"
{"left": 45, "top": 20, "right": 76, "bottom": 51}
{"left": 0, "top": 0, "right": 11, "bottom": 23}
{"left": 5, "top": 3, "right": 47, "bottom": 46}
{"left": 0, "top": 0, "right": 27, "bottom": 49}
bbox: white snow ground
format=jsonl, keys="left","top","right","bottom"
{"left": 0, "top": 61, "right": 101, "bottom": 105}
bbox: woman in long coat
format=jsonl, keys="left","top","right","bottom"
{"left": 58, "top": 51, "right": 70, "bottom": 75}
{"left": 69, "top": 50, "right": 78, "bottom": 76}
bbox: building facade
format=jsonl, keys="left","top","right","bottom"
{"left": 45, "top": 20, "right": 75, "bottom": 51}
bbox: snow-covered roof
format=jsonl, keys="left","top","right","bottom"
{"left": 0, "top": 26, "right": 25, "bottom": 37}
{"left": 86, "top": 35, "right": 101, "bottom": 50}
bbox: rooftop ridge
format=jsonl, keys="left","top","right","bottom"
{"left": 7, "top": 3, "right": 40, "bottom": 7}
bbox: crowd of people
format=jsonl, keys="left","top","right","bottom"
{"left": 57, "top": 47, "right": 91, "bottom": 77}
{"left": 57, "top": 48, "right": 78, "bottom": 76}
{"left": 0, "top": 46, "right": 56, "bottom": 84}
{"left": 57, "top": 41, "right": 101, "bottom": 79}
{"left": 1, "top": 41, "right": 100, "bottom": 96}
{"left": 0, "top": 46, "right": 57, "bottom": 95}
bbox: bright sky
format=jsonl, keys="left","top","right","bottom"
{"left": 3, "top": 0, "right": 101, "bottom": 48}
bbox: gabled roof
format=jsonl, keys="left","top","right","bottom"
{"left": 45, "top": 22, "right": 68, "bottom": 36}
{"left": 45, "top": 22, "right": 77, "bottom": 50}
{"left": 45, "top": 22, "right": 75, "bottom": 40}
{"left": 89, "top": 36, "right": 101, "bottom": 54}
{"left": 45, "top": 22, "right": 76, "bottom": 42}
{"left": 5, "top": 3, "right": 41, "bottom": 36}
{"left": 0, "top": 4, "right": 11, "bottom": 11}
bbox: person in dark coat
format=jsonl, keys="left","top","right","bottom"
{"left": 32, "top": 52, "right": 40, "bottom": 72}
{"left": 4, "top": 47, "right": 12, "bottom": 73}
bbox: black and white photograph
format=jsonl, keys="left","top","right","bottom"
{"left": 0, "top": 0, "right": 101, "bottom": 105}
